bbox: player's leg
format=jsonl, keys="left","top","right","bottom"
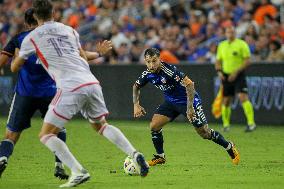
{"left": 148, "top": 101, "right": 179, "bottom": 166}
{"left": 222, "top": 96, "right": 233, "bottom": 131}
{"left": 85, "top": 84, "right": 148, "bottom": 176}
{"left": 0, "top": 93, "right": 36, "bottom": 177}
{"left": 148, "top": 114, "right": 170, "bottom": 165}
{"left": 194, "top": 124, "right": 240, "bottom": 165}
{"left": 91, "top": 117, "right": 149, "bottom": 177}
{"left": 39, "top": 95, "right": 69, "bottom": 179}
{"left": 0, "top": 130, "right": 21, "bottom": 177}
{"left": 221, "top": 76, "right": 234, "bottom": 131}
{"left": 187, "top": 94, "right": 240, "bottom": 165}
{"left": 235, "top": 73, "right": 256, "bottom": 132}
{"left": 39, "top": 90, "right": 90, "bottom": 187}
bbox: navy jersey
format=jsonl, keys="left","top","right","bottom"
{"left": 2, "top": 30, "right": 56, "bottom": 97}
{"left": 135, "top": 62, "right": 189, "bottom": 104}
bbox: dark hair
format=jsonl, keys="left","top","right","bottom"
{"left": 33, "top": 0, "right": 53, "bottom": 21}
{"left": 144, "top": 48, "right": 160, "bottom": 57}
{"left": 24, "top": 8, "right": 37, "bottom": 26}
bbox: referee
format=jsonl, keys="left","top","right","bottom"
{"left": 215, "top": 26, "right": 256, "bottom": 132}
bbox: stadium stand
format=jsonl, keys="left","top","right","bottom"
{"left": 0, "top": 0, "right": 284, "bottom": 64}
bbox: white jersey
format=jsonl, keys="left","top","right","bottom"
{"left": 19, "top": 21, "right": 98, "bottom": 90}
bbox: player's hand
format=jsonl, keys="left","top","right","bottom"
{"left": 0, "top": 68, "right": 4, "bottom": 75}
{"left": 134, "top": 104, "right": 146, "bottom": 118}
{"left": 96, "top": 40, "right": 113, "bottom": 56}
{"left": 217, "top": 71, "right": 225, "bottom": 81}
{"left": 186, "top": 106, "right": 195, "bottom": 123}
{"left": 228, "top": 72, "right": 238, "bottom": 82}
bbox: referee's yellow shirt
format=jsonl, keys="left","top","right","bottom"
{"left": 216, "top": 38, "right": 250, "bottom": 74}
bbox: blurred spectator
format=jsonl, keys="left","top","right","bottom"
{"left": 253, "top": 0, "right": 278, "bottom": 25}
{"left": 0, "top": 0, "right": 283, "bottom": 64}
{"left": 205, "top": 43, "right": 217, "bottom": 63}
{"left": 266, "top": 40, "right": 284, "bottom": 62}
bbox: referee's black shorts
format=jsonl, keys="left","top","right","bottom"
{"left": 222, "top": 71, "right": 248, "bottom": 97}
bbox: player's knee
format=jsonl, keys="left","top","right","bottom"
{"left": 238, "top": 93, "right": 248, "bottom": 103}
{"left": 38, "top": 132, "right": 45, "bottom": 139}
{"left": 39, "top": 133, "right": 56, "bottom": 144}
{"left": 199, "top": 131, "right": 211, "bottom": 139}
{"left": 150, "top": 122, "right": 160, "bottom": 131}
{"left": 91, "top": 116, "right": 108, "bottom": 132}
{"left": 196, "top": 126, "right": 211, "bottom": 139}
{"left": 222, "top": 97, "right": 231, "bottom": 106}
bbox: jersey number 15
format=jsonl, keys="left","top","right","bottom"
{"left": 47, "top": 36, "right": 75, "bottom": 57}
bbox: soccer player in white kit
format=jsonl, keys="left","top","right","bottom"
{"left": 11, "top": 0, "right": 149, "bottom": 187}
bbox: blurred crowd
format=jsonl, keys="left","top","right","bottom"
{"left": 0, "top": 0, "right": 284, "bottom": 65}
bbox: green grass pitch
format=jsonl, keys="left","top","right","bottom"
{"left": 0, "top": 117, "right": 283, "bottom": 189}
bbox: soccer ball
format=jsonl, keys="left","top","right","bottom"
{"left": 123, "top": 156, "right": 139, "bottom": 176}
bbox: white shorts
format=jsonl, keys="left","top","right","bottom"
{"left": 44, "top": 83, "right": 109, "bottom": 129}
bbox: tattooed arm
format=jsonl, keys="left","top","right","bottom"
{"left": 182, "top": 76, "right": 196, "bottom": 122}
{"left": 133, "top": 84, "right": 146, "bottom": 118}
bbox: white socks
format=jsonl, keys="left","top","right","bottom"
{"left": 41, "top": 124, "right": 136, "bottom": 174}
{"left": 99, "top": 124, "right": 136, "bottom": 156}
{"left": 40, "top": 134, "right": 83, "bottom": 174}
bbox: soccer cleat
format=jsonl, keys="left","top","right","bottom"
{"left": 222, "top": 126, "right": 230, "bottom": 132}
{"left": 133, "top": 152, "right": 149, "bottom": 177}
{"left": 227, "top": 142, "right": 240, "bottom": 165}
{"left": 54, "top": 165, "right": 69, "bottom": 180}
{"left": 0, "top": 157, "right": 7, "bottom": 178}
{"left": 148, "top": 154, "right": 166, "bottom": 166}
{"left": 59, "top": 169, "right": 90, "bottom": 188}
{"left": 245, "top": 124, "right": 256, "bottom": 132}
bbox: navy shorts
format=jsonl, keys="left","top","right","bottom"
{"left": 6, "top": 93, "right": 53, "bottom": 132}
{"left": 155, "top": 94, "right": 207, "bottom": 128}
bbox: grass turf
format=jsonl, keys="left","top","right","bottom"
{"left": 0, "top": 117, "right": 283, "bottom": 189}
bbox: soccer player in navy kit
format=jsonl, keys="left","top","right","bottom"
{"left": 0, "top": 8, "right": 69, "bottom": 179}
{"left": 133, "top": 48, "right": 240, "bottom": 166}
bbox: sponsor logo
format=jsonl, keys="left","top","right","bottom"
{"left": 174, "top": 75, "right": 180, "bottom": 82}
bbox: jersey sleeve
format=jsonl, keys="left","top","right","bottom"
{"left": 19, "top": 35, "right": 35, "bottom": 60}
{"left": 135, "top": 71, "right": 150, "bottom": 88}
{"left": 1, "top": 36, "right": 18, "bottom": 57}
{"left": 171, "top": 66, "right": 186, "bottom": 85}
{"left": 73, "top": 29, "right": 81, "bottom": 49}
{"left": 241, "top": 41, "right": 251, "bottom": 58}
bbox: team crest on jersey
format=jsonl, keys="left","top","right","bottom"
{"left": 174, "top": 75, "right": 180, "bottom": 82}
{"left": 161, "top": 77, "right": 166, "bottom": 84}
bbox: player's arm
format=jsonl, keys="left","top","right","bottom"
{"left": 0, "top": 54, "right": 9, "bottom": 75}
{"left": 182, "top": 76, "right": 196, "bottom": 122}
{"left": 79, "top": 47, "right": 88, "bottom": 61}
{"left": 133, "top": 72, "right": 149, "bottom": 118}
{"left": 133, "top": 83, "right": 146, "bottom": 118}
{"left": 0, "top": 54, "right": 10, "bottom": 68}
{"left": 11, "top": 56, "right": 25, "bottom": 73}
{"left": 11, "top": 48, "right": 24, "bottom": 72}
{"left": 83, "top": 40, "right": 112, "bottom": 61}
{"left": 0, "top": 36, "right": 17, "bottom": 69}
{"left": 215, "top": 44, "right": 225, "bottom": 81}
{"left": 11, "top": 36, "right": 35, "bottom": 72}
